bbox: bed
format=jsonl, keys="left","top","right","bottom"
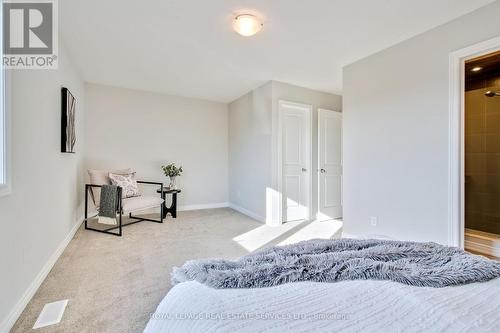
{"left": 144, "top": 277, "right": 500, "bottom": 332}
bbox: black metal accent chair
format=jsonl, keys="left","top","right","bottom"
{"left": 84, "top": 181, "right": 164, "bottom": 236}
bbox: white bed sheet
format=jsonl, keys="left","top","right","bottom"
{"left": 145, "top": 278, "right": 500, "bottom": 333}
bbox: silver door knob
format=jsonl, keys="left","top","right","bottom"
{"left": 320, "top": 168, "right": 326, "bottom": 173}
{"left": 302, "top": 168, "right": 307, "bottom": 172}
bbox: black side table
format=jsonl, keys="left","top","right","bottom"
{"left": 157, "top": 188, "right": 181, "bottom": 218}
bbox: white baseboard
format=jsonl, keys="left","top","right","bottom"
{"left": 127, "top": 202, "right": 230, "bottom": 215}
{"left": 341, "top": 232, "right": 360, "bottom": 239}
{"left": 178, "top": 202, "right": 229, "bottom": 211}
{"left": 341, "top": 232, "right": 396, "bottom": 240}
{"left": 228, "top": 203, "right": 266, "bottom": 223}
{"left": 0, "top": 218, "right": 83, "bottom": 333}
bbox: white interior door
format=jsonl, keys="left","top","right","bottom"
{"left": 318, "top": 109, "right": 342, "bottom": 220}
{"left": 281, "top": 101, "right": 311, "bottom": 222}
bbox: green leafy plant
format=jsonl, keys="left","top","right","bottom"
{"left": 162, "top": 163, "right": 183, "bottom": 177}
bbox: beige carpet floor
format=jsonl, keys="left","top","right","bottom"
{"left": 11, "top": 208, "right": 342, "bottom": 333}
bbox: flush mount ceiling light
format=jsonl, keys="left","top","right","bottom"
{"left": 233, "top": 14, "right": 263, "bottom": 37}
{"left": 471, "top": 66, "right": 482, "bottom": 72}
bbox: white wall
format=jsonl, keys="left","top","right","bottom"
{"left": 228, "top": 81, "right": 342, "bottom": 223}
{"left": 84, "top": 84, "right": 228, "bottom": 209}
{"left": 0, "top": 46, "right": 85, "bottom": 332}
{"left": 342, "top": 1, "right": 500, "bottom": 244}
{"left": 228, "top": 82, "right": 272, "bottom": 222}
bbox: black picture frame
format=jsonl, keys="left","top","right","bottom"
{"left": 61, "top": 87, "right": 76, "bottom": 153}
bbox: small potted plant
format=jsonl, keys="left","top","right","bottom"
{"left": 162, "top": 163, "right": 183, "bottom": 189}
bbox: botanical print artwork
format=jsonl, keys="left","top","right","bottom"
{"left": 61, "top": 88, "right": 76, "bottom": 153}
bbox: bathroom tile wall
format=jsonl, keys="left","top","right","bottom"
{"left": 465, "top": 71, "right": 500, "bottom": 235}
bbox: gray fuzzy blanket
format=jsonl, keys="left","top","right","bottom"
{"left": 172, "top": 238, "right": 500, "bottom": 288}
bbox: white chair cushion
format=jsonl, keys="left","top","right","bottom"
{"left": 122, "top": 195, "right": 164, "bottom": 214}
{"left": 88, "top": 168, "right": 132, "bottom": 207}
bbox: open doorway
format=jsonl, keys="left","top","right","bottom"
{"left": 464, "top": 51, "right": 500, "bottom": 258}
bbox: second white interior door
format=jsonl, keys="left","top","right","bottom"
{"left": 318, "top": 109, "right": 342, "bottom": 220}
{"left": 281, "top": 101, "right": 311, "bottom": 222}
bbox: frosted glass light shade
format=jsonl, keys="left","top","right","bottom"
{"left": 233, "top": 14, "right": 263, "bottom": 36}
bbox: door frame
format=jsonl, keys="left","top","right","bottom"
{"left": 277, "top": 100, "right": 313, "bottom": 223}
{"left": 317, "top": 108, "right": 342, "bottom": 220}
{"left": 448, "top": 36, "right": 500, "bottom": 248}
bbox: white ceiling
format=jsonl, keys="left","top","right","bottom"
{"left": 61, "top": 0, "right": 494, "bottom": 102}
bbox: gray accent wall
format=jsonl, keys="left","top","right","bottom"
{"left": 228, "top": 81, "right": 342, "bottom": 223}
{"left": 84, "top": 84, "right": 229, "bottom": 209}
{"left": 0, "top": 45, "right": 86, "bottom": 331}
{"left": 342, "top": 1, "right": 500, "bottom": 244}
{"left": 228, "top": 82, "right": 273, "bottom": 222}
